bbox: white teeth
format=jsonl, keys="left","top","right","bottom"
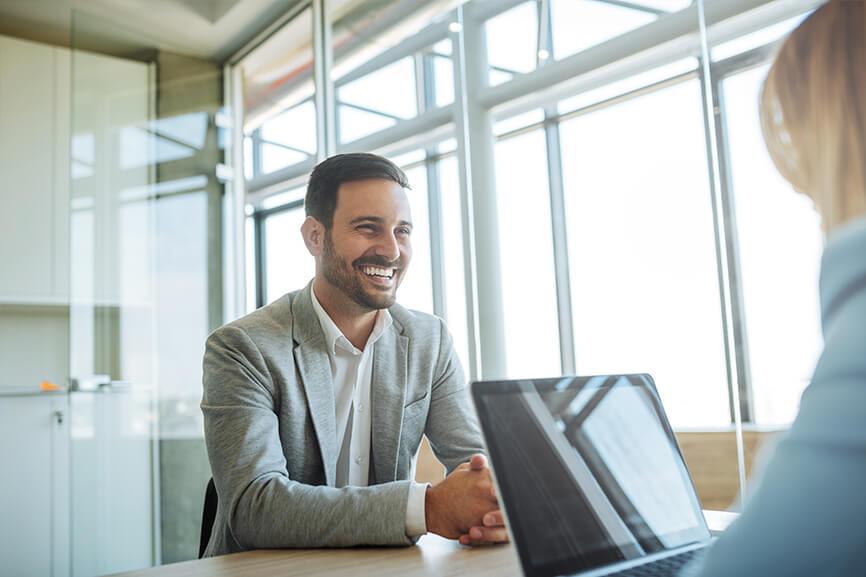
{"left": 362, "top": 266, "right": 394, "bottom": 279}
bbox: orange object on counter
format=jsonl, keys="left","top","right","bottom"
{"left": 40, "top": 381, "right": 63, "bottom": 391}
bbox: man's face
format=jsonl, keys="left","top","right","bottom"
{"left": 320, "top": 178, "right": 413, "bottom": 311}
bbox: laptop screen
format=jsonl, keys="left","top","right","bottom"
{"left": 472, "top": 374, "right": 710, "bottom": 577}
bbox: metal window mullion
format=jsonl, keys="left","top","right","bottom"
{"left": 544, "top": 117, "right": 576, "bottom": 376}
{"left": 711, "top": 42, "right": 777, "bottom": 79}
{"left": 254, "top": 211, "right": 267, "bottom": 308}
{"left": 426, "top": 157, "right": 446, "bottom": 319}
{"left": 255, "top": 199, "right": 305, "bottom": 220}
{"left": 313, "top": 0, "right": 336, "bottom": 159}
{"left": 711, "top": 67, "right": 755, "bottom": 423}
{"left": 699, "top": 68, "right": 742, "bottom": 427}
{"left": 594, "top": 0, "right": 668, "bottom": 16}
{"left": 337, "top": 100, "right": 404, "bottom": 121}
{"left": 696, "top": 0, "right": 748, "bottom": 502}
{"left": 256, "top": 138, "right": 316, "bottom": 157}
{"left": 225, "top": 62, "right": 247, "bottom": 326}
{"left": 452, "top": 6, "right": 504, "bottom": 380}
{"left": 539, "top": 1, "right": 575, "bottom": 376}
{"left": 252, "top": 128, "right": 263, "bottom": 178}
{"left": 540, "top": 0, "right": 567, "bottom": 373}
{"left": 420, "top": 51, "right": 447, "bottom": 319}
{"left": 537, "top": 0, "right": 550, "bottom": 64}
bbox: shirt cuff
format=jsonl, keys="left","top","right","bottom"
{"left": 405, "top": 482, "right": 430, "bottom": 537}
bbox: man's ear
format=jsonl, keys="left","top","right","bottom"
{"left": 301, "top": 216, "right": 325, "bottom": 256}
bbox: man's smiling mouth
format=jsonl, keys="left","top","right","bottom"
{"left": 360, "top": 265, "right": 396, "bottom": 280}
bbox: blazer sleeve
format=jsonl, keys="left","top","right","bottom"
{"left": 423, "top": 318, "right": 486, "bottom": 474}
{"left": 202, "top": 324, "right": 415, "bottom": 549}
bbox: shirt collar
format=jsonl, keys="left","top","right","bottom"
{"left": 310, "top": 284, "right": 393, "bottom": 355}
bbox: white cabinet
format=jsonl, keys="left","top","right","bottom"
{"left": 70, "top": 388, "right": 156, "bottom": 577}
{"left": 0, "top": 393, "right": 70, "bottom": 577}
{"left": 0, "top": 34, "right": 71, "bottom": 393}
{"left": 0, "top": 390, "right": 156, "bottom": 577}
{"left": 0, "top": 35, "right": 70, "bottom": 302}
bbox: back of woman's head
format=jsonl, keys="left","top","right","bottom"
{"left": 761, "top": 0, "right": 866, "bottom": 232}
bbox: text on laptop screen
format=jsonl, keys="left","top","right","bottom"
{"left": 472, "top": 375, "right": 709, "bottom": 577}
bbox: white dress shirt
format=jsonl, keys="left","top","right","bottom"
{"left": 310, "top": 287, "right": 428, "bottom": 537}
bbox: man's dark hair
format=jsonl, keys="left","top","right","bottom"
{"left": 305, "top": 153, "right": 410, "bottom": 228}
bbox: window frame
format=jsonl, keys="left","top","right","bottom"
{"left": 234, "top": 0, "right": 819, "bottom": 431}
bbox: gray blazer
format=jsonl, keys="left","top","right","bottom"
{"left": 689, "top": 216, "right": 866, "bottom": 576}
{"left": 201, "top": 283, "right": 484, "bottom": 556}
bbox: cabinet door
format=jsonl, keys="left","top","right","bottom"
{"left": 0, "top": 394, "right": 69, "bottom": 577}
{"left": 0, "top": 36, "right": 56, "bottom": 298}
{"left": 71, "top": 389, "right": 154, "bottom": 577}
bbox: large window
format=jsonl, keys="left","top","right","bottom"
{"left": 397, "top": 164, "right": 434, "bottom": 313}
{"left": 237, "top": 0, "right": 821, "bottom": 470}
{"left": 495, "top": 128, "right": 560, "bottom": 378}
{"left": 241, "top": 6, "right": 317, "bottom": 179}
{"left": 263, "top": 205, "right": 312, "bottom": 304}
{"left": 438, "top": 155, "right": 470, "bottom": 374}
{"left": 720, "top": 64, "right": 823, "bottom": 427}
{"left": 560, "top": 79, "right": 730, "bottom": 428}
{"left": 550, "top": 0, "right": 657, "bottom": 60}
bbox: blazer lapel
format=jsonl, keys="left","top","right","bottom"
{"left": 371, "top": 325, "right": 409, "bottom": 483}
{"left": 292, "top": 284, "right": 338, "bottom": 487}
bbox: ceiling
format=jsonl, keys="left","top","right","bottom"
{"left": 0, "top": 0, "right": 301, "bottom": 62}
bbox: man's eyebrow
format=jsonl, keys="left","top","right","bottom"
{"left": 349, "top": 216, "right": 413, "bottom": 228}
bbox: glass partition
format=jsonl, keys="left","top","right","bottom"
{"left": 697, "top": 0, "right": 822, "bottom": 512}
{"left": 70, "top": 10, "right": 222, "bottom": 573}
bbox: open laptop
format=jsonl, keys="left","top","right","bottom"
{"left": 471, "top": 374, "right": 712, "bottom": 577}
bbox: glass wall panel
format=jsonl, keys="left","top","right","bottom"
{"left": 560, "top": 76, "right": 739, "bottom": 510}
{"left": 560, "top": 79, "right": 729, "bottom": 429}
{"left": 720, "top": 65, "right": 823, "bottom": 427}
{"left": 71, "top": 10, "right": 222, "bottom": 570}
{"left": 698, "top": 3, "right": 823, "bottom": 509}
{"left": 494, "top": 129, "right": 560, "bottom": 378}
{"left": 69, "top": 43, "right": 159, "bottom": 576}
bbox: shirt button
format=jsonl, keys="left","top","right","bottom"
{"left": 357, "top": 404, "right": 364, "bottom": 413}
{"left": 355, "top": 456, "right": 364, "bottom": 465}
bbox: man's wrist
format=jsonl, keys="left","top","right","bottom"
{"left": 424, "top": 484, "right": 440, "bottom": 536}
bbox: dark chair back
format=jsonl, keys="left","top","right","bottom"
{"left": 199, "top": 477, "right": 218, "bottom": 559}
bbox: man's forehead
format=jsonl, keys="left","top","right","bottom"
{"left": 334, "top": 179, "right": 410, "bottom": 217}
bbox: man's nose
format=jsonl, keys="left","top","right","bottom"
{"left": 375, "top": 232, "right": 400, "bottom": 261}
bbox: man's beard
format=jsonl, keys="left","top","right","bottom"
{"left": 321, "top": 232, "right": 401, "bottom": 311}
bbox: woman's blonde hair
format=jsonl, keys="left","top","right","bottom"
{"left": 760, "top": 0, "right": 866, "bottom": 232}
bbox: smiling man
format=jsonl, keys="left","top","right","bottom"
{"left": 201, "top": 153, "right": 507, "bottom": 556}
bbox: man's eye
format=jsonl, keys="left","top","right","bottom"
{"left": 397, "top": 227, "right": 412, "bottom": 236}
{"left": 357, "top": 225, "right": 376, "bottom": 232}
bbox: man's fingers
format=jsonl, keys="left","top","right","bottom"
{"left": 469, "top": 453, "right": 488, "bottom": 471}
{"left": 483, "top": 510, "right": 504, "bottom": 526}
{"left": 458, "top": 525, "right": 509, "bottom": 546}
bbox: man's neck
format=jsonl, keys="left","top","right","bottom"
{"left": 312, "top": 278, "right": 378, "bottom": 350}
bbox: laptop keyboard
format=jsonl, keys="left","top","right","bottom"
{"left": 605, "top": 547, "right": 706, "bottom": 577}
